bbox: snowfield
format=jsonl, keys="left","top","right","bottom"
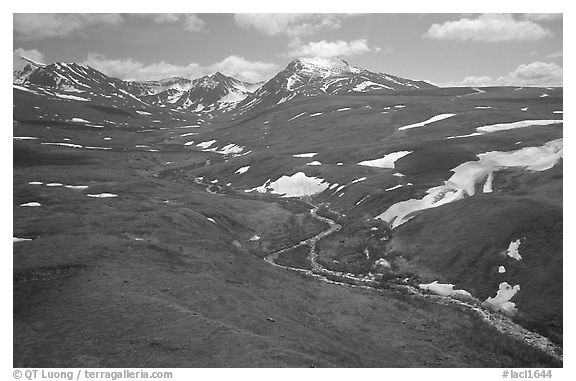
{"left": 293, "top": 152, "right": 317, "bottom": 158}
{"left": 476, "top": 119, "right": 562, "bottom": 133}
{"left": 351, "top": 177, "right": 367, "bottom": 184}
{"left": 506, "top": 239, "right": 524, "bottom": 260}
{"left": 353, "top": 81, "right": 393, "bottom": 91}
{"left": 288, "top": 112, "right": 306, "bottom": 121}
{"left": 246, "top": 172, "right": 330, "bottom": 198}
{"left": 235, "top": 166, "right": 250, "bottom": 174}
{"left": 378, "top": 139, "right": 563, "bottom": 228}
{"left": 419, "top": 281, "right": 472, "bottom": 298}
{"left": 20, "top": 202, "right": 41, "bottom": 207}
{"left": 398, "top": 114, "right": 456, "bottom": 131}
{"left": 215, "top": 143, "right": 244, "bottom": 155}
{"left": 42, "top": 142, "right": 83, "bottom": 148}
{"left": 196, "top": 140, "right": 217, "bottom": 149}
{"left": 358, "top": 151, "right": 412, "bottom": 169}
{"left": 485, "top": 282, "right": 521, "bottom": 314}
{"left": 86, "top": 193, "right": 118, "bottom": 198}
{"left": 385, "top": 184, "right": 403, "bottom": 192}
{"left": 445, "top": 132, "right": 483, "bottom": 140}
{"left": 13, "top": 237, "right": 32, "bottom": 243}
{"left": 54, "top": 93, "right": 90, "bottom": 102}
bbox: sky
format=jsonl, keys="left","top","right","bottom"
{"left": 13, "top": 12, "right": 563, "bottom": 86}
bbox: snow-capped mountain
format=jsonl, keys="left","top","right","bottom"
{"left": 13, "top": 56, "right": 45, "bottom": 84}
{"left": 147, "top": 72, "right": 263, "bottom": 112}
{"left": 13, "top": 56, "right": 434, "bottom": 117}
{"left": 236, "top": 57, "right": 436, "bottom": 115}
{"left": 19, "top": 61, "right": 137, "bottom": 95}
{"left": 13, "top": 59, "right": 154, "bottom": 108}
{"left": 130, "top": 77, "right": 194, "bottom": 96}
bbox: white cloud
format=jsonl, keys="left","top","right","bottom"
{"left": 285, "top": 39, "right": 379, "bottom": 58}
{"left": 234, "top": 14, "right": 349, "bottom": 37}
{"left": 442, "top": 61, "right": 562, "bottom": 87}
{"left": 82, "top": 53, "right": 277, "bottom": 83}
{"left": 442, "top": 75, "right": 494, "bottom": 87}
{"left": 522, "top": 13, "right": 562, "bottom": 22}
{"left": 508, "top": 61, "right": 562, "bottom": 85}
{"left": 423, "top": 14, "right": 552, "bottom": 42}
{"left": 14, "top": 48, "right": 46, "bottom": 73}
{"left": 209, "top": 55, "right": 279, "bottom": 82}
{"left": 150, "top": 13, "right": 180, "bottom": 23}
{"left": 545, "top": 51, "right": 563, "bottom": 59}
{"left": 83, "top": 53, "right": 203, "bottom": 81}
{"left": 183, "top": 14, "right": 206, "bottom": 32}
{"left": 14, "top": 14, "right": 123, "bottom": 40}
{"left": 133, "top": 13, "right": 206, "bottom": 31}
{"left": 14, "top": 48, "right": 45, "bottom": 64}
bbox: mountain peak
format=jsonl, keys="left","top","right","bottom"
{"left": 209, "top": 71, "right": 227, "bottom": 79}
{"left": 18, "top": 55, "right": 46, "bottom": 68}
{"left": 13, "top": 55, "right": 45, "bottom": 84}
{"left": 289, "top": 57, "right": 362, "bottom": 77}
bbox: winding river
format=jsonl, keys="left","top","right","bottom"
{"left": 187, "top": 174, "right": 562, "bottom": 362}
{"left": 263, "top": 202, "right": 563, "bottom": 362}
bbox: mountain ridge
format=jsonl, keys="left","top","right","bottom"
{"left": 14, "top": 55, "right": 437, "bottom": 116}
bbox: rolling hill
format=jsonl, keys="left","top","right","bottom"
{"left": 12, "top": 55, "right": 563, "bottom": 367}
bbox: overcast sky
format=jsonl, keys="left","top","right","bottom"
{"left": 13, "top": 13, "right": 563, "bottom": 86}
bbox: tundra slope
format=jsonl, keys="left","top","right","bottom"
{"left": 183, "top": 85, "right": 562, "bottom": 346}
{"left": 13, "top": 57, "right": 563, "bottom": 366}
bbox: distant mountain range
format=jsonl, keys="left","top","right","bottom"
{"left": 13, "top": 55, "right": 436, "bottom": 116}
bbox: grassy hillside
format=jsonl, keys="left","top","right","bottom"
{"left": 386, "top": 182, "right": 562, "bottom": 343}
{"left": 13, "top": 84, "right": 563, "bottom": 366}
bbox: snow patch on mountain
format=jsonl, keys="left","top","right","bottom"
{"left": 378, "top": 139, "right": 563, "bottom": 228}
{"left": 419, "top": 281, "right": 472, "bottom": 298}
{"left": 293, "top": 152, "right": 317, "bottom": 158}
{"left": 20, "top": 202, "right": 41, "bottom": 207}
{"left": 476, "top": 119, "right": 563, "bottom": 133}
{"left": 197, "top": 140, "right": 217, "bottom": 149}
{"left": 398, "top": 114, "right": 456, "bottom": 131}
{"left": 288, "top": 112, "right": 306, "bottom": 121}
{"left": 485, "top": 282, "right": 520, "bottom": 314}
{"left": 296, "top": 57, "right": 362, "bottom": 77}
{"left": 53, "top": 93, "right": 90, "bottom": 102}
{"left": 506, "top": 239, "right": 524, "bottom": 260}
{"left": 246, "top": 172, "right": 329, "bottom": 197}
{"left": 358, "top": 151, "right": 412, "bottom": 169}
{"left": 445, "top": 132, "right": 483, "bottom": 140}
{"left": 13, "top": 237, "right": 33, "bottom": 243}
{"left": 385, "top": 184, "right": 403, "bottom": 192}
{"left": 86, "top": 193, "right": 118, "bottom": 198}
{"left": 352, "top": 81, "right": 393, "bottom": 92}
{"left": 235, "top": 166, "right": 250, "bottom": 174}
